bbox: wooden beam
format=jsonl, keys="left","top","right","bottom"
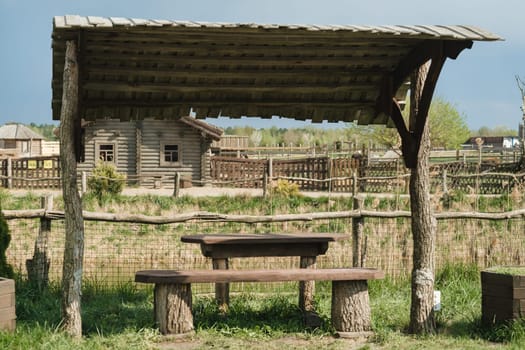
{"left": 82, "top": 53, "right": 399, "bottom": 67}
{"left": 81, "top": 40, "right": 411, "bottom": 57}
{"left": 81, "top": 81, "right": 379, "bottom": 94}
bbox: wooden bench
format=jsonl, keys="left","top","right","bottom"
{"left": 135, "top": 267, "right": 384, "bottom": 337}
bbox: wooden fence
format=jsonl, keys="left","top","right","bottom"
{"left": 0, "top": 156, "right": 61, "bottom": 189}
{"left": 211, "top": 156, "right": 525, "bottom": 195}
{"left": 2, "top": 154, "right": 524, "bottom": 195}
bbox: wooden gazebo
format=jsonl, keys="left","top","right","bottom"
{"left": 51, "top": 15, "right": 501, "bottom": 336}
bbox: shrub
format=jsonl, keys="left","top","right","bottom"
{"left": 87, "top": 162, "right": 126, "bottom": 202}
{"left": 0, "top": 206, "right": 14, "bottom": 278}
{"left": 269, "top": 179, "right": 301, "bottom": 198}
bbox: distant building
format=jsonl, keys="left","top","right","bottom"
{"left": 0, "top": 123, "right": 45, "bottom": 158}
{"left": 77, "top": 117, "right": 223, "bottom": 187}
{"left": 462, "top": 136, "right": 521, "bottom": 151}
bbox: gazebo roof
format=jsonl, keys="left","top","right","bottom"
{"left": 51, "top": 15, "right": 501, "bottom": 125}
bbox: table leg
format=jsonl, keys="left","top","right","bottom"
{"left": 212, "top": 258, "right": 229, "bottom": 312}
{"left": 299, "top": 256, "right": 316, "bottom": 312}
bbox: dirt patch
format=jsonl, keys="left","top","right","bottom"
{"left": 155, "top": 334, "right": 372, "bottom": 350}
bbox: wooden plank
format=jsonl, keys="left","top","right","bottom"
{"left": 0, "top": 293, "right": 14, "bottom": 308}
{"left": 200, "top": 242, "right": 329, "bottom": 258}
{"left": 181, "top": 233, "right": 347, "bottom": 245}
{"left": 135, "top": 268, "right": 384, "bottom": 284}
{"left": 0, "top": 306, "right": 16, "bottom": 322}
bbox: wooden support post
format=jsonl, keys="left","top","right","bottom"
{"left": 154, "top": 283, "right": 194, "bottom": 335}
{"left": 212, "top": 258, "right": 229, "bottom": 312}
{"left": 352, "top": 196, "right": 365, "bottom": 267}
{"left": 6, "top": 158, "right": 12, "bottom": 189}
{"left": 173, "top": 172, "right": 180, "bottom": 198}
{"left": 331, "top": 280, "right": 372, "bottom": 336}
{"left": 26, "top": 195, "right": 53, "bottom": 288}
{"left": 59, "top": 40, "right": 84, "bottom": 338}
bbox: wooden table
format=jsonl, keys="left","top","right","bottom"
{"left": 181, "top": 233, "right": 347, "bottom": 311}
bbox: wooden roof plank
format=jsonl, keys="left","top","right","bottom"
{"left": 109, "top": 17, "right": 135, "bottom": 26}
{"left": 86, "top": 16, "right": 113, "bottom": 27}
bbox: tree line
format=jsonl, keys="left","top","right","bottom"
{"left": 224, "top": 97, "right": 518, "bottom": 150}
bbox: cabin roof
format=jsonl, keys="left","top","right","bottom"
{"left": 0, "top": 123, "right": 45, "bottom": 140}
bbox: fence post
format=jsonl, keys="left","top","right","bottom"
{"left": 327, "top": 157, "right": 332, "bottom": 192}
{"left": 7, "top": 158, "right": 12, "bottom": 189}
{"left": 263, "top": 171, "right": 268, "bottom": 197}
{"left": 173, "top": 172, "right": 180, "bottom": 198}
{"left": 442, "top": 169, "right": 448, "bottom": 194}
{"left": 268, "top": 157, "right": 273, "bottom": 183}
{"left": 352, "top": 171, "right": 358, "bottom": 197}
{"left": 352, "top": 195, "right": 366, "bottom": 267}
{"left": 81, "top": 171, "right": 87, "bottom": 195}
{"left": 26, "top": 194, "right": 53, "bottom": 288}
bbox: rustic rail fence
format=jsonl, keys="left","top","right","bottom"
{"left": 3, "top": 197, "right": 525, "bottom": 292}
{"left": 2, "top": 155, "right": 524, "bottom": 195}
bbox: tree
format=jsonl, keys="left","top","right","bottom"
{"left": 357, "top": 97, "right": 469, "bottom": 150}
{"left": 426, "top": 97, "right": 470, "bottom": 149}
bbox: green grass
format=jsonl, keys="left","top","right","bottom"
{"left": 2, "top": 264, "right": 525, "bottom": 349}
{"left": 484, "top": 266, "right": 525, "bottom": 275}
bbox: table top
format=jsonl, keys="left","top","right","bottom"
{"left": 181, "top": 233, "right": 347, "bottom": 245}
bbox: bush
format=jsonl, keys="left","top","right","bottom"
{"left": 269, "top": 179, "right": 301, "bottom": 198}
{"left": 87, "top": 162, "right": 126, "bottom": 202}
{"left": 0, "top": 206, "right": 14, "bottom": 278}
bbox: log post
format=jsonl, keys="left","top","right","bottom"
{"left": 298, "top": 256, "right": 316, "bottom": 311}
{"left": 442, "top": 169, "right": 448, "bottom": 194}
{"left": 173, "top": 172, "right": 180, "bottom": 198}
{"left": 331, "top": 280, "right": 372, "bottom": 336}
{"left": 154, "top": 283, "right": 194, "bottom": 335}
{"left": 81, "top": 171, "right": 87, "bottom": 195}
{"left": 408, "top": 62, "right": 437, "bottom": 334}
{"left": 212, "top": 258, "right": 229, "bottom": 312}
{"left": 268, "top": 157, "right": 273, "bottom": 183}
{"left": 26, "top": 195, "right": 52, "bottom": 288}
{"left": 6, "top": 158, "right": 12, "bottom": 189}
{"left": 59, "top": 40, "right": 84, "bottom": 338}
{"left": 352, "top": 196, "right": 365, "bottom": 267}
{"left": 262, "top": 171, "right": 268, "bottom": 197}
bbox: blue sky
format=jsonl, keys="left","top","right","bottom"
{"left": 1, "top": 0, "right": 524, "bottom": 131}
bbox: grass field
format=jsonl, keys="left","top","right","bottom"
{"left": 1, "top": 190, "right": 525, "bottom": 349}
{"left": 1, "top": 264, "right": 524, "bottom": 349}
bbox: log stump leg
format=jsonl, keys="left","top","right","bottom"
{"left": 299, "top": 256, "right": 321, "bottom": 328}
{"left": 212, "top": 258, "right": 229, "bottom": 312}
{"left": 154, "top": 283, "right": 193, "bottom": 335}
{"left": 331, "top": 280, "right": 372, "bottom": 337}
{"left": 299, "top": 256, "right": 316, "bottom": 312}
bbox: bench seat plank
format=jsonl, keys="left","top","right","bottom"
{"left": 135, "top": 268, "right": 384, "bottom": 284}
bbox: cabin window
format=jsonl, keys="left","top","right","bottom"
{"left": 160, "top": 142, "right": 181, "bottom": 166}
{"left": 20, "top": 141, "right": 29, "bottom": 153}
{"left": 3, "top": 140, "right": 16, "bottom": 149}
{"left": 95, "top": 142, "right": 116, "bottom": 163}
